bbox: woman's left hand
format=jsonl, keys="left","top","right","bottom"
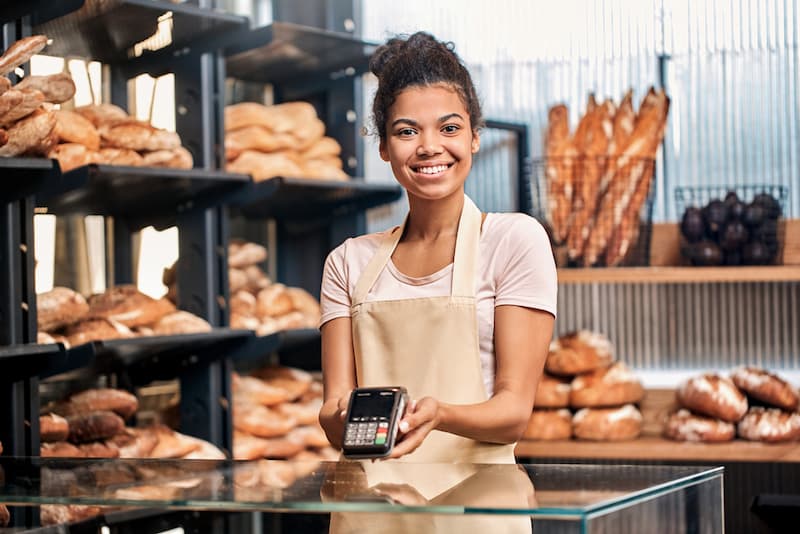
{"left": 388, "top": 396, "right": 440, "bottom": 459}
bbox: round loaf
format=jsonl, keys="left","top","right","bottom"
{"left": 677, "top": 374, "right": 748, "bottom": 423}
{"left": 151, "top": 310, "right": 212, "bottom": 335}
{"left": 66, "top": 411, "right": 125, "bottom": 444}
{"left": 573, "top": 404, "right": 642, "bottom": 441}
{"left": 663, "top": 409, "right": 735, "bottom": 442}
{"left": 256, "top": 284, "right": 294, "bottom": 319}
{"left": 523, "top": 409, "right": 572, "bottom": 440}
{"left": 546, "top": 330, "right": 614, "bottom": 376}
{"left": 534, "top": 374, "right": 571, "bottom": 408}
{"left": 88, "top": 285, "right": 175, "bottom": 327}
{"left": 730, "top": 366, "right": 800, "bottom": 412}
{"left": 39, "top": 413, "right": 69, "bottom": 442}
{"left": 737, "top": 407, "right": 800, "bottom": 443}
{"left": 569, "top": 362, "right": 644, "bottom": 408}
{"left": 37, "top": 286, "right": 89, "bottom": 332}
{"left": 62, "top": 388, "right": 139, "bottom": 420}
{"left": 63, "top": 318, "right": 133, "bottom": 347}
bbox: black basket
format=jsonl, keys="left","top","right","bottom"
{"left": 530, "top": 156, "right": 657, "bottom": 267}
{"left": 674, "top": 184, "right": 789, "bottom": 266}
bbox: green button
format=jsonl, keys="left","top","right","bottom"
{"left": 375, "top": 436, "right": 386, "bottom": 445}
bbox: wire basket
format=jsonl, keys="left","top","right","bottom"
{"left": 674, "top": 184, "right": 788, "bottom": 266}
{"left": 530, "top": 155, "right": 657, "bottom": 267}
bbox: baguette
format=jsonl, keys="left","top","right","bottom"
{"left": 0, "top": 88, "right": 45, "bottom": 127}
{"left": 53, "top": 109, "right": 100, "bottom": 150}
{"left": 544, "top": 105, "right": 577, "bottom": 244}
{"left": 0, "top": 108, "right": 56, "bottom": 157}
{"left": 98, "top": 119, "right": 181, "bottom": 152}
{"left": 74, "top": 103, "right": 129, "bottom": 126}
{"left": 0, "top": 89, "right": 24, "bottom": 119}
{"left": 14, "top": 72, "right": 76, "bottom": 104}
{"left": 0, "top": 35, "right": 48, "bottom": 76}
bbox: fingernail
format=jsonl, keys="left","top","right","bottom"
{"left": 340, "top": 410, "right": 346, "bottom": 418}
{"left": 399, "top": 421, "right": 409, "bottom": 433}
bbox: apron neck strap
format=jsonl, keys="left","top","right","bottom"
{"left": 352, "top": 195, "right": 482, "bottom": 305}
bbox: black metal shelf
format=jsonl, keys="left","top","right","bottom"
{"left": 230, "top": 328, "right": 320, "bottom": 369}
{"left": 0, "top": 0, "right": 83, "bottom": 27}
{"left": 231, "top": 176, "right": 402, "bottom": 220}
{"left": 69, "top": 329, "right": 253, "bottom": 385}
{"left": 35, "top": 164, "right": 251, "bottom": 229}
{"left": 31, "top": 0, "right": 248, "bottom": 64}
{"left": 0, "top": 343, "right": 66, "bottom": 383}
{"left": 0, "top": 158, "right": 60, "bottom": 205}
{"left": 224, "top": 22, "right": 378, "bottom": 84}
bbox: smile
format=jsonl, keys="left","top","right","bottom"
{"left": 412, "top": 163, "right": 453, "bottom": 175}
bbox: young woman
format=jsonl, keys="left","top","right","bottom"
{"left": 318, "top": 32, "right": 557, "bottom": 467}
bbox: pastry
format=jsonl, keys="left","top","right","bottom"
{"left": 534, "top": 373, "right": 571, "bottom": 408}
{"left": 737, "top": 407, "right": 800, "bottom": 443}
{"left": 545, "top": 330, "right": 614, "bottom": 375}
{"left": 730, "top": 366, "right": 800, "bottom": 412}
{"left": 39, "top": 413, "right": 70, "bottom": 442}
{"left": 569, "top": 362, "right": 644, "bottom": 408}
{"left": 663, "top": 409, "right": 735, "bottom": 442}
{"left": 37, "top": 286, "right": 89, "bottom": 331}
{"left": 522, "top": 408, "right": 572, "bottom": 440}
{"left": 573, "top": 404, "right": 642, "bottom": 441}
{"left": 677, "top": 374, "right": 748, "bottom": 423}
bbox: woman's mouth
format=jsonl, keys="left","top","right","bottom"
{"left": 411, "top": 163, "right": 453, "bottom": 177}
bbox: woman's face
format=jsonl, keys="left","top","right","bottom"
{"left": 379, "top": 84, "right": 479, "bottom": 202}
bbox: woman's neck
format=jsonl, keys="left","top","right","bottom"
{"left": 403, "top": 191, "right": 464, "bottom": 242}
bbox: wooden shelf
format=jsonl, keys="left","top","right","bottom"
{"left": 515, "top": 436, "right": 800, "bottom": 462}
{"left": 557, "top": 266, "right": 800, "bottom": 284}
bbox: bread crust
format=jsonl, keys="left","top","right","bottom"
{"left": 88, "top": 285, "right": 175, "bottom": 327}
{"left": 677, "top": 374, "right": 748, "bottom": 423}
{"left": 573, "top": 404, "right": 642, "bottom": 441}
{"left": 150, "top": 310, "right": 212, "bottom": 335}
{"left": 663, "top": 409, "right": 735, "bottom": 442}
{"left": 546, "top": 330, "right": 614, "bottom": 375}
{"left": 59, "top": 388, "right": 139, "bottom": 420}
{"left": 737, "top": 407, "right": 800, "bottom": 443}
{"left": 534, "top": 374, "right": 571, "bottom": 408}
{"left": 523, "top": 409, "right": 572, "bottom": 440}
{"left": 66, "top": 411, "right": 125, "bottom": 443}
{"left": 15, "top": 73, "right": 76, "bottom": 104}
{"left": 53, "top": 109, "right": 100, "bottom": 149}
{"left": 731, "top": 366, "right": 800, "bottom": 412}
{"left": 37, "top": 286, "right": 90, "bottom": 332}
{"left": 39, "top": 413, "right": 70, "bottom": 442}
{"left": 569, "top": 362, "right": 644, "bottom": 408}
{"left": 0, "top": 35, "right": 48, "bottom": 76}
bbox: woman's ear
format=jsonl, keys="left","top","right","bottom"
{"left": 471, "top": 130, "right": 480, "bottom": 154}
{"left": 379, "top": 139, "right": 390, "bottom": 162}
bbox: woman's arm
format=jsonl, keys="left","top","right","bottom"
{"left": 390, "top": 305, "right": 553, "bottom": 457}
{"left": 318, "top": 316, "right": 357, "bottom": 449}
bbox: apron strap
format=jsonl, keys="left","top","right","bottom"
{"left": 351, "top": 196, "right": 481, "bottom": 305}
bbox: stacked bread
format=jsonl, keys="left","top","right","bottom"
{"left": 47, "top": 102, "right": 193, "bottom": 172}
{"left": 232, "top": 365, "right": 337, "bottom": 463}
{"left": 545, "top": 87, "right": 670, "bottom": 266}
{"left": 525, "top": 330, "right": 645, "bottom": 441}
{"left": 164, "top": 239, "right": 322, "bottom": 336}
{"left": 665, "top": 367, "right": 800, "bottom": 443}
{"left": 224, "top": 101, "right": 349, "bottom": 182}
{"left": 0, "top": 35, "right": 75, "bottom": 159}
{"left": 36, "top": 285, "right": 212, "bottom": 348}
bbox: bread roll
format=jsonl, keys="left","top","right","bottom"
{"left": 67, "top": 411, "right": 125, "bottom": 443}
{"left": 663, "top": 409, "right": 735, "bottom": 442}
{"left": 37, "top": 286, "right": 89, "bottom": 331}
{"left": 534, "top": 373, "right": 571, "bottom": 408}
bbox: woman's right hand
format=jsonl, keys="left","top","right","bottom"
{"left": 318, "top": 395, "right": 351, "bottom": 450}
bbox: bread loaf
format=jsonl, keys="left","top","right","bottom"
{"left": 67, "top": 411, "right": 125, "bottom": 443}
{"left": 569, "top": 362, "right": 644, "bottom": 408}
{"left": 48, "top": 143, "right": 94, "bottom": 172}
{"left": 63, "top": 318, "right": 133, "bottom": 346}
{"left": 730, "top": 366, "right": 800, "bottom": 412}
{"left": 95, "top": 147, "right": 144, "bottom": 166}
{"left": 40, "top": 413, "right": 70, "bottom": 442}
{"left": 0, "top": 88, "right": 45, "bottom": 127}
{"left": 59, "top": 388, "right": 139, "bottom": 420}
{"left": 226, "top": 149, "right": 304, "bottom": 181}
{"left": 0, "top": 35, "right": 48, "bottom": 76}
{"left": 523, "top": 408, "right": 572, "bottom": 440}
{"left": 0, "top": 108, "right": 56, "bottom": 157}
{"left": 53, "top": 109, "right": 100, "bottom": 150}
{"left": 40, "top": 441, "right": 82, "bottom": 457}
{"left": 546, "top": 330, "right": 614, "bottom": 376}
{"left": 74, "top": 103, "right": 129, "bottom": 126}
{"left": 88, "top": 285, "right": 175, "bottom": 327}
{"left": 0, "top": 89, "right": 23, "bottom": 119}
{"left": 301, "top": 136, "right": 341, "bottom": 160}
{"left": 150, "top": 310, "right": 212, "bottom": 335}
{"left": 141, "top": 146, "right": 193, "bottom": 169}
{"left": 229, "top": 240, "right": 268, "bottom": 268}
{"left": 15, "top": 73, "right": 76, "bottom": 104}
{"left": 233, "top": 402, "right": 296, "bottom": 438}
{"left": 37, "top": 286, "right": 89, "bottom": 331}
{"left": 677, "top": 374, "right": 748, "bottom": 423}
{"left": 232, "top": 372, "right": 292, "bottom": 406}
{"left": 256, "top": 284, "right": 294, "bottom": 318}
{"left": 98, "top": 119, "right": 181, "bottom": 152}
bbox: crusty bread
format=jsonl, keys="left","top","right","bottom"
{"left": 66, "top": 411, "right": 125, "bottom": 444}
{"left": 53, "top": 109, "right": 100, "bottom": 150}
{"left": 88, "top": 285, "right": 175, "bottom": 328}
{"left": 58, "top": 388, "right": 139, "bottom": 420}
{"left": 677, "top": 374, "right": 748, "bottom": 423}
{"left": 233, "top": 402, "right": 296, "bottom": 438}
{"left": 226, "top": 149, "right": 304, "bottom": 181}
{"left": 62, "top": 318, "right": 133, "bottom": 346}
{"left": 730, "top": 366, "right": 800, "bottom": 412}
{"left": 256, "top": 284, "right": 294, "bottom": 319}
{"left": 0, "top": 35, "right": 48, "bottom": 76}
{"left": 664, "top": 409, "right": 735, "bottom": 442}
{"left": 15, "top": 73, "right": 76, "bottom": 104}
{"left": 37, "top": 286, "right": 90, "bottom": 332}
{"left": 737, "top": 407, "right": 800, "bottom": 443}
{"left": 48, "top": 143, "right": 94, "bottom": 172}
{"left": 229, "top": 239, "right": 268, "bottom": 268}
{"left": 573, "top": 404, "right": 642, "bottom": 441}
{"left": 0, "top": 107, "right": 56, "bottom": 157}
{"left": 546, "top": 330, "right": 614, "bottom": 376}
{"left": 40, "top": 413, "right": 70, "bottom": 442}
{"left": 534, "top": 373, "right": 571, "bottom": 408}
{"left": 523, "top": 409, "right": 572, "bottom": 440}
{"left": 95, "top": 147, "right": 145, "bottom": 166}
{"left": 74, "top": 103, "right": 129, "bottom": 126}
{"left": 569, "top": 362, "right": 644, "bottom": 408}
{"left": 98, "top": 119, "right": 181, "bottom": 152}
{"left": 150, "top": 310, "right": 212, "bottom": 335}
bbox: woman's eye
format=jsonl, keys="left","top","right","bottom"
{"left": 442, "top": 124, "right": 460, "bottom": 133}
{"left": 397, "top": 128, "right": 416, "bottom": 137}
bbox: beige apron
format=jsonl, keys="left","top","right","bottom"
{"left": 329, "top": 196, "right": 532, "bottom": 533}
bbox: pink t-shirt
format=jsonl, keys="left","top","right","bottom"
{"left": 320, "top": 212, "right": 558, "bottom": 396}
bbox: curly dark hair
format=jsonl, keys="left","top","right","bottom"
{"left": 368, "top": 32, "right": 483, "bottom": 141}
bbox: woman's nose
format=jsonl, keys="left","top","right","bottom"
{"left": 416, "top": 133, "right": 443, "bottom": 156}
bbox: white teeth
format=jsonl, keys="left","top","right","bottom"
{"left": 417, "top": 165, "right": 448, "bottom": 175}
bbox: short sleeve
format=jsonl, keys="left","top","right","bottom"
{"left": 319, "top": 240, "right": 352, "bottom": 327}
{"left": 493, "top": 214, "right": 558, "bottom": 318}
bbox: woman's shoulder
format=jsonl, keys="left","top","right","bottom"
{"left": 327, "top": 227, "right": 397, "bottom": 265}
{"left": 483, "top": 212, "right": 550, "bottom": 243}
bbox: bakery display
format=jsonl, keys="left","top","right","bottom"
{"left": 572, "top": 404, "right": 643, "bottom": 441}
{"left": 164, "top": 239, "right": 322, "bottom": 336}
{"left": 224, "top": 101, "right": 349, "bottom": 182}
{"left": 543, "top": 87, "right": 670, "bottom": 266}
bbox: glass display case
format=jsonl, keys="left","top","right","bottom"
{"left": 0, "top": 458, "right": 723, "bottom": 533}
